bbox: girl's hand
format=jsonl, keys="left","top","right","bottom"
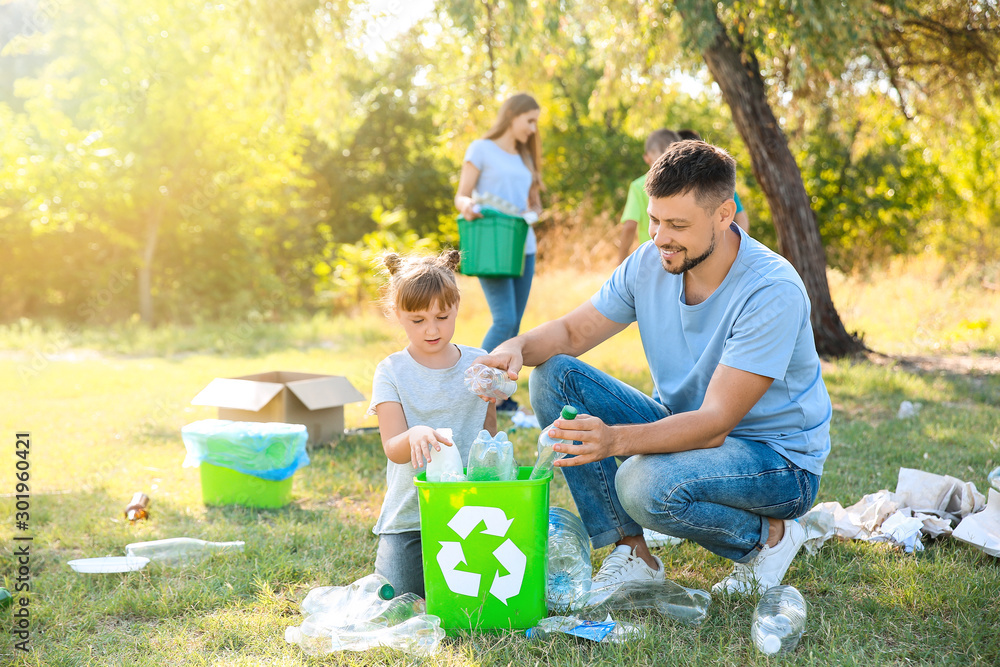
{"left": 408, "top": 426, "right": 454, "bottom": 469}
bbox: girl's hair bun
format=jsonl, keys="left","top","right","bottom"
{"left": 383, "top": 252, "right": 403, "bottom": 275}
{"left": 441, "top": 248, "right": 461, "bottom": 272}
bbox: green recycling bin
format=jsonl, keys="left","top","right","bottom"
{"left": 415, "top": 467, "right": 550, "bottom": 634}
{"left": 457, "top": 210, "right": 528, "bottom": 278}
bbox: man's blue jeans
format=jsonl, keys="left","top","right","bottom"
{"left": 479, "top": 253, "right": 535, "bottom": 352}
{"left": 529, "top": 354, "right": 820, "bottom": 564}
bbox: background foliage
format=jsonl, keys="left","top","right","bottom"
{"left": 1, "top": 0, "right": 998, "bottom": 325}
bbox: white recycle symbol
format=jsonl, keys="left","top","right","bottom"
{"left": 436, "top": 505, "right": 526, "bottom": 605}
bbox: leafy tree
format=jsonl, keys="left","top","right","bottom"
{"left": 1, "top": 0, "right": 322, "bottom": 323}
{"left": 649, "top": 0, "right": 997, "bottom": 355}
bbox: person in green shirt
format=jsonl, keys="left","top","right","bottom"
{"left": 617, "top": 128, "right": 749, "bottom": 264}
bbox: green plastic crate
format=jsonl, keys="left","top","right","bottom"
{"left": 415, "top": 467, "right": 550, "bottom": 634}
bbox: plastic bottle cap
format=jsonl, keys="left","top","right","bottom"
{"left": 560, "top": 406, "right": 578, "bottom": 420}
{"left": 761, "top": 634, "right": 781, "bottom": 655}
{"left": 378, "top": 583, "right": 395, "bottom": 600}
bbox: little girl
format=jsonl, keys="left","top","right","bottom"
{"left": 367, "top": 249, "right": 497, "bottom": 597}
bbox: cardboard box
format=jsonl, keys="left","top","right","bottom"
{"left": 191, "top": 371, "right": 366, "bottom": 447}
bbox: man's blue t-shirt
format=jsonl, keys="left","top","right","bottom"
{"left": 590, "top": 224, "right": 832, "bottom": 475}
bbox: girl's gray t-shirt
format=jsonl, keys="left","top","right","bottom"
{"left": 367, "top": 344, "right": 490, "bottom": 534}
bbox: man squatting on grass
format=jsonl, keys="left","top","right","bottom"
{"left": 475, "top": 140, "right": 832, "bottom": 594}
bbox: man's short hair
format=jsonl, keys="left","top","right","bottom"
{"left": 644, "top": 129, "right": 681, "bottom": 157}
{"left": 645, "top": 140, "right": 736, "bottom": 213}
{"left": 676, "top": 128, "right": 701, "bottom": 141}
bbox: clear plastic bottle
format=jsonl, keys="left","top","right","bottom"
{"left": 583, "top": 579, "right": 711, "bottom": 626}
{"left": 493, "top": 430, "right": 518, "bottom": 480}
{"left": 300, "top": 574, "right": 395, "bottom": 616}
{"left": 988, "top": 465, "right": 1000, "bottom": 491}
{"left": 546, "top": 507, "right": 592, "bottom": 612}
{"left": 298, "top": 592, "right": 423, "bottom": 640}
{"left": 464, "top": 363, "right": 517, "bottom": 401}
{"left": 529, "top": 406, "right": 579, "bottom": 480}
{"left": 424, "top": 428, "right": 465, "bottom": 482}
{"left": 473, "top": 191, "right": 522, "bottom": 217}
{"left": 286, "top": 614, "right": 446, "bottom": 657}
{"left": 124, "top": 537, "right": 244, "bottom": 567}
{"left": 466, "top": 430, "right": 514, "bottom": 481}
{"left": 751, "top": 585, "right": 807, "bottom": 655}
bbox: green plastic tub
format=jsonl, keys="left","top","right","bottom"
{"left": 200, "top": 462, "right": 293, "bottom": 508}
{"left": 415, "top": 467, "right": 550, "bottom": 634}
{"left": 457, "top": 211, "right": 528, "bottom": 277}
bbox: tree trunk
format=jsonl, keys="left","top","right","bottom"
{"left": 699, "top": 20, "right": 864, "bottom": 357}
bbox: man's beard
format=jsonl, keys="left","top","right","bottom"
{"left": 660, "top": 229, "right": 717, "bottom": 275}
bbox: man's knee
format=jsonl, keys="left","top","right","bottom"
{"left": 617, "top": 455, "right": 691, "bottom": 523}
{"left": 616, "top": 455, "right": 655, "bottom": 520}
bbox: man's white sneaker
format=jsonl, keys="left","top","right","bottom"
{"left": 591, "top": 544, "right": 665, "bottom": 590}
{"left": 712, "top": 519, "right": 806, "bottom": 596}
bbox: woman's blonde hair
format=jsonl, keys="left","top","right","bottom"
{"left": 484, "top": 93, "right": 543, "bottom": 188}
{"left": 379, "top": 249, "right": 462, "bottom": 313}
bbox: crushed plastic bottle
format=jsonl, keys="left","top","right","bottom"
{"left": 300, "top": 592, "right": 423, "bottom": 638}
{"left": 493, "top": 430, "right": 519, "bottom": 480}
{"left": 988, "top": 465, "right": 1000, "bottom": 492}
{"left": 583, "top": 579, "right": 711, "bottom": 626}
{"left": 529, "top": 405, "right": 579, "bottom": 480}
{"left": 124, "top": 537, "right": 245, "bottom": 567}
{"left": 525, "top": 613, "right": 643, "bottom": 643}
{"left": 124, "top": 492, "right": 150, "bottom": 522}
{"left": 473, "top": 191, "right": 523, "bottom": 217}
{"left": 424, "top": 428, "right": 466, "bottom": 482}
{"left": 300, "top": 574, "right": 395, "bottom": 616}
{"left": 287, "top": 583, "right": 443, "bottom": 658}
{"left": 464, "top": 363, "right": 517, "bottom": 401}
{"left": 286, "top": 614, "right": 445, "bottom": 657}
{"left": 466, "top": 430, "right": 515, "bottom": 481}
{"left": 0, "top": 587, "right": 12, "bottom": 609}
{"left": 751, "top": 585, "right": 807, "bottom": 655}
{"left": 547, "top": 507, "right": 592, "bottom": 612}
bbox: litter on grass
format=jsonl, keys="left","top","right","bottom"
{"left": 526, "top": 614, "right": 644, "bottom": 643}
{"left": 798, "top": 467, "right": 996, "bottom": 557}
{"left": 952, "top": 489, "right": 1000, "bottom": 557}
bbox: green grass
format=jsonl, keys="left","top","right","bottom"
{"left": 1, "top": 264, "right": 999, "bottom": 665}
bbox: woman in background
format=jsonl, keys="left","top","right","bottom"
{"left": 454, "top": 93, "right": 543, "bottom": 413}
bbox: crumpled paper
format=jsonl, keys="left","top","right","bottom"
{"left": 952, "top": 489, "right": 1000, "bottom": 557}
{"left": 797, "top": 467, "right": 990, "bottom": 556}
{"left": 868, "top": 510, "right": 926, "bottom": 553}
{"left": 897, "top": 400, "right": 922, "bottom": 419}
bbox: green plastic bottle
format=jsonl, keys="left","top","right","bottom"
{"left": 0, "top": 587, "right": 13, "bottom": 609}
